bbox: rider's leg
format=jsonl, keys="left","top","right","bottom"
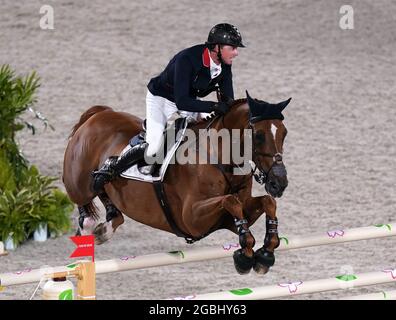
{"left": 145, "top": 91, "right": 169, "bottom": 158}
{"left": 92, "top": 142, "right": 148, "bottom": 192}
{"left": 142, "top": 91, "right": 178, "bottom": 175}
{"left": 92, "top": 91, "right": 177, "bottom": 191}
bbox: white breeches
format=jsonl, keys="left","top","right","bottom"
{"left": 145, "top": 90, "right": 202, "bottom": 157}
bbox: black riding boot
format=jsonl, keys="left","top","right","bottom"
{"left": 92, "top": 142, "right": 148, "bottom": 192}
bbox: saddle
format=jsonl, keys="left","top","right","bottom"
{"left": 120, "top": 116, "right": 191, "bottom": 182}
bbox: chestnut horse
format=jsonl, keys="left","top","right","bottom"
{"left": 63, "top": 92, "right": 290, "bottom": 274}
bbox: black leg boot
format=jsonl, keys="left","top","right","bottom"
{"left": 92, "top": 142, "right": 148, "bottom": 192}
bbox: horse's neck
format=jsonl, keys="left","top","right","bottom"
{"left": 217, "top": 103, "right": 249, "bottom": 131}
{"left": 208, "top": 104, "right": 251, "bottom": 169}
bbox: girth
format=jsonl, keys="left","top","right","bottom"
{"left": 151, "top": 116, "right": 250, "bottom": 243}
{"left": 213, "top": 163, "right": 252, "bottom": 194}
{"left": 153, "top": 181, "right": 205, "bottom": 244}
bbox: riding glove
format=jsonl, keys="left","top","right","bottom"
{"left": 212, "top": 102, "right": 230, "bottom": 115}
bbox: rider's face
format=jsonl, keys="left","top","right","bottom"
{"left": 219, "top": 45, "right": 239, "bottom": 65}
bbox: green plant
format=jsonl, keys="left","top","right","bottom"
{"left": 0, "top": 65, "right": 74, "bottom": 246}
{"left": 20, "top": 166, "right": 73, "bottom": 237}
{"left": 46, "top": 189, "right": 74, "bottom": 236}
{"left": 0, "top": 189, "right": 31, "bottom": 245}
{"left": 0, "top": 64, "right": 52, "bottom": 178}
{"left": 0, "top": 165, "right": 74, "bottom": 246}
{"left": 0, "top": 149, "right": 17, "bottom": 192}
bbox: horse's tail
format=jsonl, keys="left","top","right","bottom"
{"left": 66, "top": 106, "right": 113, "bottom": 220}
{"left": 83, "top": 201, "right": 100, "bottom": 221}
{"left": 69, "top": 105, "right": 113, "bottom": 138}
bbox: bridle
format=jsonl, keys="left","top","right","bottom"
{"left": 207, "top": 111, "right": 286, "bottom": 191}
{"left": 248, "top": 121, "right": 285, "bottom": 185}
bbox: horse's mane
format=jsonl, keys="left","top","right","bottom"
{"left": 230, "top": 98, "right": 248, "bottom": 109}
{"left": 201, "top": 98, "right": 247, "bottom": 122}
{"left": 70, "top": 99, "right": 248, "bottom": 138}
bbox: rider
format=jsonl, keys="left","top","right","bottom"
{"left": 92, "top": 23, "right": 245, "bottom": 192}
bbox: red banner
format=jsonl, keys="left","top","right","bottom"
{"left": 69, "top": 235, "right": 95, "bottom": 262}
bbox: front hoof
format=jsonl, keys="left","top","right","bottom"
{"left": 253, "top": 263, "right": 270, "bottom": 275}
{"left": 233, "top": 249, "right": 254, "bottom": 275}
{"left": 253, "top": 247, "right": 275, "bottom": 275}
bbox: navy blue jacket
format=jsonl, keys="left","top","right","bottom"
{"left": 147, "top": 44, "right": 234, "bottom": 113}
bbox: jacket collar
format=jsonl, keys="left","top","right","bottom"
{"left": 202, "top": 47, "right": 210, "bottom": 68}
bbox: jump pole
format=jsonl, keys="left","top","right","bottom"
{"left": 172, "top": 268, "right": 396, "bottom": 300}
{"left": 340, "top": 290, "right": 396, "bottom": 300}
{"left": 0, "top": 223, "right": 394, "bottom": 298}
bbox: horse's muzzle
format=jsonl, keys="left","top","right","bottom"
{"left": 265, "top": 163, "right": 288, "bottom": 198}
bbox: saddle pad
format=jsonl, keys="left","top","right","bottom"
{"left": 120, "top": 117, "right": 190, "bottom": 183}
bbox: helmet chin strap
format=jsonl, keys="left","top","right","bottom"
{"left": 216, "top": 44, "right": 223, "bottom": 64}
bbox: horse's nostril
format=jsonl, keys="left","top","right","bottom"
{"left": 270, "top": 182, "right": 278, "bottom": 190}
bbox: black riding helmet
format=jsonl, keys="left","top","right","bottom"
{"left": 206, "top": 23, "right": 246, "bottom": 48}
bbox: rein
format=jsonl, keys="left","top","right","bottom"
{"left": 209, "top": 112, "right": 284, "bottom": 193}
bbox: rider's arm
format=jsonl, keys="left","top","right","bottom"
{"left": 174, "top": 55, "right": 216, "bottom": 113}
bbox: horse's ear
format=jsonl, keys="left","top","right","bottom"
{"left": 246, "top": 91, "right": 287, "bottom": 121}
{"left": 277, "top": 97, "right": 292, "bottom": 112}
{"left": 246, "top": 90, "right": 265, "bottom": 120}
{"left": 246, "top": 90, "right": 254, "bottom": 105}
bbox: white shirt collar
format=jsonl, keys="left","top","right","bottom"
{"left": 209, "top": 54, "right": 222, "bottom": 79}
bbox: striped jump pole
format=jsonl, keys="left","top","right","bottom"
{"left": 0, "top": 262, "right": 95, "bottom": 300}
{"left": 172, "top": 268, "right": 396, "bottom": 300}
{"left": 0, "top": 223, "right": 394, "bottom": 289}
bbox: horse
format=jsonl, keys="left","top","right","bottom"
{"left": 62, "top": 91, "right": 291, "bottom": 274}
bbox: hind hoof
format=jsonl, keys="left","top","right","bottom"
{"left": 233, "top": 249, "right": 254, "bottom": 275}
{"left": 93, "top": 223, "right": 109, "bottom": 245}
